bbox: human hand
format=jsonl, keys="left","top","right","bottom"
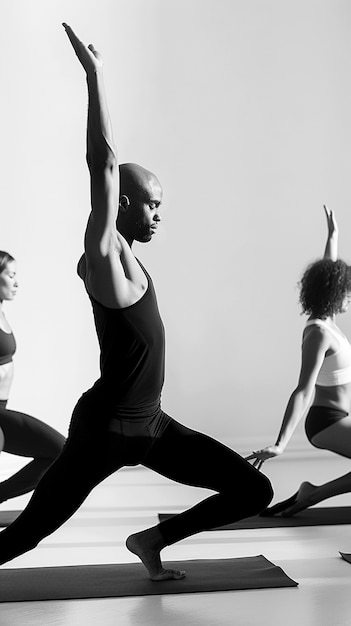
{"left": 245, "top": 444, "right": 284, "bottom": 470}
{"left": 62, "top": 23, "right": 103, "bottom": 75}
{"left": 324, "top": 204, "right": 338, "bottom": 238}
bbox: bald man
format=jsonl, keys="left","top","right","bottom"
{"left": 0, "top": 25, "right": 272, "bottom": 579}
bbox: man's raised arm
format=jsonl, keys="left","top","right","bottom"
{"left": 63, "top": 23, "right": 120, "bottom": 263}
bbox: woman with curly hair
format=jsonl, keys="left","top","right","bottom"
{"left": 247, "top": 206, "right": 351, "bottom": 516}
{"left": 0, "top": 251, "right": 65, "bottom": 503}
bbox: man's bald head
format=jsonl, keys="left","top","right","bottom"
{"left": 119, "top": 163, "right": 161, "bottom": 200}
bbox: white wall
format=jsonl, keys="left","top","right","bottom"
{"left": 2, "top": 0, "right": 351, "bottom": 454}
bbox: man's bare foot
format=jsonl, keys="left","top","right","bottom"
{"left": 126, "top": 527, "right": 186, "bottom": 581}
{"left": 282, "top": 481, "right": 318, "bottom": 516}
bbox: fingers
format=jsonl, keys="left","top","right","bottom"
{"left": 327, "top": 209, "right": 338, "bottom": 231}
{"left": 62, "top": 22, "right": 83, "bottom": 54}
{"left": 252, "top": 458, "right": 264, "bottom": 471}
{"left": 62, "top": 23, "right": 93, "bottom": 53}
{"left": 62, "top": 22, "right": 77, "bottom": 37}
{"left": 245, "top": 453, "right": 266, "bottom": 471}
{"left": 88, "top": 43, "right": 102, "bottom": 61}
{"left": 245, "top": 449, "right": 264, "bottom": 460}
{"left": 245, "top": 452, "right": 264, "bottom": 462}
{"left": 324, "top": 204, "right": 336, "bottom": 222}
{"left": 323, "top": 204, "right": 338, "bottom": 233}
{"left": 324, "top": 204, "right": 331, "bottom": 220}
{"left": 62, "top": 23, "right": 103, "bottom": 72}
{"left": 62, "top": 22, "right": 74, "bottom": 38}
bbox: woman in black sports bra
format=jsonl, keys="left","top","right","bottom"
{"left": 248, "top": 207, "right": 351, "bottom": 517}
{"left": 0, "top": 251, "right": 65, "bottom": 503}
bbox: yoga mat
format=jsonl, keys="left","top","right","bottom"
{"left": 158, "top": 506, "right": 351, "bottom": 529}
{"left": 340, "top": 552, "right": 351, "bottom": 564}
{"left": 0, "top": 510, "right": 21, "bottom": 527}
{"left": 0, "top": 556, "right": 297, "bottom": 602}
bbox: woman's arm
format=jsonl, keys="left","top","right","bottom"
{"left": 323, "top": 205, "right": 338, "bottom": 261}
{"left": 246, "top": 327, "right": 330, "bottom": 465}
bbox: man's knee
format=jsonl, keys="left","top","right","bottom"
{"left": 255, "top": 473, "right": 274, "bottom": 510}
{"left": 45, "top": 434, "right": 66, "bottom": 460}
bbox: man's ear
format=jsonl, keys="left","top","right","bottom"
{"left": 119, "top": 195, "right": 130, "bottom": 212}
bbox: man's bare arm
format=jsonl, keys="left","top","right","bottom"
{"left": 63, "top": 23, "right": 119, "bottom": 257}
{"left": 63, "top": 24, "right": 130, "bottom": 305}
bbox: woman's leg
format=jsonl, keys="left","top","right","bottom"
{"left": 275, "top": 415, "right": 351, "bottom": 516}
{"left": 126, "top": 417, "right": 273, "bottom": 579}
{"left": 282, "top": 416, "right": 351, "bottom": 515}
{"left": 311, "top": 413, "right": 351, "bottom": 458}
{"left": 0, "top": 405, "right": 65, "bottom": 501}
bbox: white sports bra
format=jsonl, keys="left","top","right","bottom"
{"left": 304, "top": 319, "right": 351, "bottom": 387}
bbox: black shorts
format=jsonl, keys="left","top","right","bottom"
{"left": 305, "top": 405, "right": 348, "bottom": 442}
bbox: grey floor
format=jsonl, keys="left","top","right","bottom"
{"left": 0, "top": 449, "right": 350, "bottom": 625}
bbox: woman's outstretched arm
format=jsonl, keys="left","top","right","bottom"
{"left": 323, "top": 205, "right": 338, "bottom": 261}
{"left": 246, "top": 327, "right": 329, "bottom": 468}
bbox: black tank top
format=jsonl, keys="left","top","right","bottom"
{"left": 89, "top": 261, "right": 165, "bottom": 411}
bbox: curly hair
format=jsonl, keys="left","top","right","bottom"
{"left": 299, "top": 259, "right": 351, "bottom": 318}
{"left": 0, "top": 251, "right": 15, "bottom": 275}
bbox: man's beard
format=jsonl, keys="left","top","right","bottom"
{"left": 134, "top": 221, "right": 152, "bottom": 243}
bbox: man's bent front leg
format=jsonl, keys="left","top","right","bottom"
{"left": 143, "top": 417, "right": 273, "bottom": 547}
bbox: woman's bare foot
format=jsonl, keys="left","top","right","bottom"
{"left": 126, "top": 527, "right": 186, "bottom": 581}
{"left": 282, "top": 481, "right": 319, "bottom": 516}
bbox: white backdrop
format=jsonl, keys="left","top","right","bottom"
{"left": 2, "top": 0, "right": 351, "bottom": 454}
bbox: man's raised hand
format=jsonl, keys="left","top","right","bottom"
{"left": 63, "top": 23, "right": 103, "bottom": 75}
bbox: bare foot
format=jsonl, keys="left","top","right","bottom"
{"left": 126, "top": 527, "right": 186, "bottom": 581}
{"left": 282, "top": 481, "right": 318, "bottom": 516}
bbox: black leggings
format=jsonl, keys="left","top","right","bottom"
{"left": 305, "top": 405, "right": 349, "bottom": 443}
{"left": 0, "top": 391, "right": 273, "bottom": 564}
{"left": 0, "top": 400, "right": 65, "bottom": 502}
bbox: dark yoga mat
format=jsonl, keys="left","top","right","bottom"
{"left": 0, "top": 556, "right": 297, "bottom": 602}
{"left": 340, "top": 552, "right": 351, "bottom": 564}
{"left": 0, "top": 510, "right": 21, "bottom": 527}
{"left": 158, "top": 506, "right": 351, "bottom": 529}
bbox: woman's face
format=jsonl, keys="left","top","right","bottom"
{"left": 0, "top": 261, "right": 18, "bottom": 302}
